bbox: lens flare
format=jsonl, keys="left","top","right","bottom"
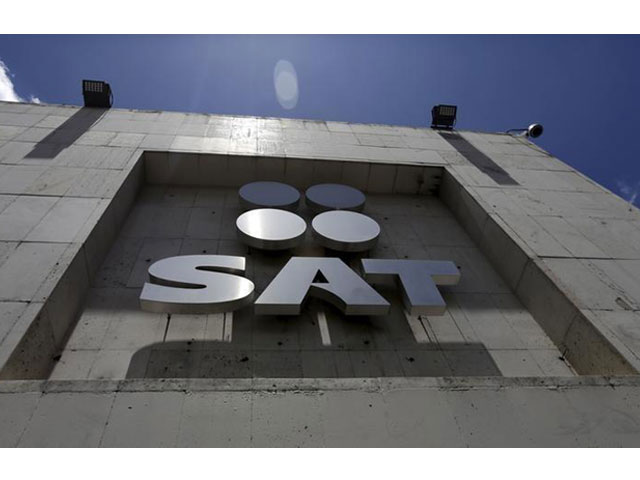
{"left": 274, "top": 60, "right": 299, "bottom": 110}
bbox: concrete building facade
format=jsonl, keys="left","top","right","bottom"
{"left": 1, "top": 100, "right": 640, "bottom": 446}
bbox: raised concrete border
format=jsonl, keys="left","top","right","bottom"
{"left": 0, "top": 157, "right": 143, "bottom": 379}
{"left": 0, "top": 375, "right": 638, "bottom": 394}
{"left": 440, "top": 170, "right": 638, "bottom": 375}
{"left": 143, "top": 151, "right": 443, "bottom": 194}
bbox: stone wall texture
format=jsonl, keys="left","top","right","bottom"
{"left": 1, "top": 100, "right": 640, "bottom": 446}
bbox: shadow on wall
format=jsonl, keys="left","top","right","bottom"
{"left": 124, "top": 290, "right": 501, "bottom": 379}
{"left": 126, "top": 340, "right": 501, "bottom": 379}
{"left": 25, "top": 107, "right": 107, "bottom": 159}
{"left": 438, "top": 131, "right": 519, "bottom": 186}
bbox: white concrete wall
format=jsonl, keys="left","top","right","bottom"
{"left": 2, "top": 100, "right": 638, "bottom": 377}
{"left": 1, "top": 376, "right": 640, "bottom": 447}
{"left": 2, "top": 100, "right": 640, "bottom": 445}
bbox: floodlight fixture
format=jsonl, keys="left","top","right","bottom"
{"left": 431, "top": 104, "right": 457, "bottom": 130}
{"left": 506, "top": 123, "right": 544, "bottom": 138}
{"left": 82, "top": 80, "right": 113, "bottom": 108}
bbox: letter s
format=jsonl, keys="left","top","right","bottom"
{"left": 139, "top": 255, "right": 254, "bottom": 314}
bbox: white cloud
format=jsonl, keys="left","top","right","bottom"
{"left": 0, "top": 60, "right": 21, "bottom": 102}
{"left": 617, "top": 180, "right": 639, "bottom": 206}
{"left": 0, "top": 59, "right": 41, "bottom": 104}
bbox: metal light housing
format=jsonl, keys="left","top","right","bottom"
{"left": 431, "top": 104, "right": 457, "bottom": 129}
{"left": 82, "top": 79, "right": 112, "bottom": 108}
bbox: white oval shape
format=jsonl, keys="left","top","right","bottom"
{"left": 236, "top": 208, "right": 307, "bottom": 250}
{"left": 274, "top": 59, "right": 299, "bottom": 110}
{"left": 305, "top": 183, "right": 366, "bottom": 212}
{"left": 239, "top": 181, "right": 300, "bottom": 211}
{"left": 312, "top": 210, "right": 380, "bottom": 252}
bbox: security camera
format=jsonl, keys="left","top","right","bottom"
{"left": 527, "top": 123, "right": 543, "bottom": 138}
{"left": 506, "top": 123, "right": 544, "bottom": 138}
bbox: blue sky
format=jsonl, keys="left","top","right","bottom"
{"left": 1, "top": 35, "right": 639, "bottom": 205}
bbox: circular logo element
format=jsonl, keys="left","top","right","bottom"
{"left": 236, "top": 208, "right": 307, "bottom": 250}
{"left": 305, "top": 183, "right": 366, "bottom": 212}
{"left": 312, "top": 210, "right": 380, "bottom": 252}
{"left": 239, "top": 181, "right": 301, "bottom": 211}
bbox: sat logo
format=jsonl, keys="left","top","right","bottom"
{"left": 139, "top": 182, "right": 460, "bottom": 317}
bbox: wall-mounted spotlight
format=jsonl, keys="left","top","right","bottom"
{"left": 431, "top": 104, "right": 457, "bottom": 130}
{"left": 82, "top": 80, "right": 113, "bottom": 108}
{"left": 506, "top": 123, "right": 544, "bottom": 138}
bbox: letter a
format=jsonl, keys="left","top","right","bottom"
{"left": 255, "top": 257, "right": 390, "bottom": 316}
